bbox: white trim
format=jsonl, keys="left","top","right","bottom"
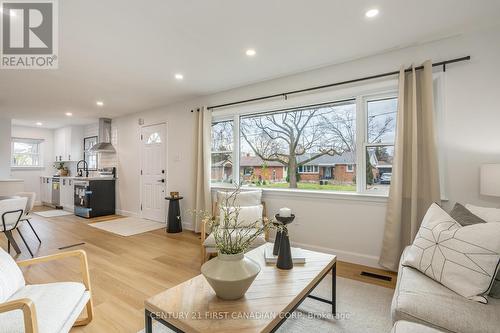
{"left": 116, "top": 209, "right": 140, "bottom": 217}
{"left": 11, "top": 166, "right": 45, "bottom": 170}
{"left": 211, "top": 185, "right": 388, "bottom": 203}
{"left": 266, "top": 238, "right": 383, "bottom": 268}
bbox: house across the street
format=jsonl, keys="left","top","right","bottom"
{"left": 211, "top": 151, "right": 391, "bottom": 184}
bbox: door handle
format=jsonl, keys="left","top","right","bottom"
{"left": 157, "top": 179, "right": 165, "bottom": 183}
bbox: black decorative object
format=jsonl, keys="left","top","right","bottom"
{"left": 275, "top": 214, "right": 295, "bottom": 270}
{"left": 273, "top": 225, "right": 282, "bottom": 256}
{"left": 165, "top": 196, "right": 183, "bottom": 233}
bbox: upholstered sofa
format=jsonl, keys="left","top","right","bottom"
{"left": 391, "top": 247, "right": 500, "bottom": 333}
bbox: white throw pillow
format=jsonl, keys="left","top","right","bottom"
{"left": 0, "top": 247, "right": 26, "bottom": 302}
{"left": 217, "top": 190, "right": 262, "bottom": 207}
{"left": 403, "top": 203, "right": 500, "bottom": 303}
{"left": 465, "top": 204, "right": 500, "bottom": 223}
{"left": 219, "top": 205, "right": 263, "bottom": 228}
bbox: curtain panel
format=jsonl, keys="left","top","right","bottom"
{"left": 194, "top": 107, "right": 212, "bottom": 233}
{"left": 379, "top": 61, "right": 441, "bottom": 271}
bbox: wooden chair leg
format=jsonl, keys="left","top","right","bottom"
{"left": 73, "top": 299, "right": 94, "bottom": 326}
{"left": 201, "top": 246, "right": 207, "bottom": 264}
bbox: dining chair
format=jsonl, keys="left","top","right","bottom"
{"left": 16, "top": 192, "right": 42, "bottom": 244}
{"left": 0, "top": 197, "right": 30, "bottom": 256}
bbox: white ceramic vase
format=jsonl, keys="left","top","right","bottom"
{"left": 201, "top": 252, "right": 261, "bottom": 300}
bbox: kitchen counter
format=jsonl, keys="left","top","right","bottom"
{"left": 41, "top": 176, "right": 116, "bottom": 181}
{"left": 0, "top": 179, "right": 24, "bottom": 196}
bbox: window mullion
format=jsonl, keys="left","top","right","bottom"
{"left": 355, "top": 96, "right": 365, "bottom": 193}
{"left": 233, "top": 114, "right": 240, "bottom": 185}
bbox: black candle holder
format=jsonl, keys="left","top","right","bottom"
{"left": 274, "top": 214, "right": 295, "bottom": 270}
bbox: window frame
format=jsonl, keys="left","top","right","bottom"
{"left": 11, "top": 137, "right": 44, "bottom": 169}
{"left": 211, "top": 80, "right": 399, "bottom": 197}
{"left": 83, "top": 136, "right": 99, "bottom": 171}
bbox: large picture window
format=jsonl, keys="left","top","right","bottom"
{"left": 210, "top": 90, "right": 399, "bottom": 195}
{"left": 11, "top": 138, "right": 43, "bottom": 167}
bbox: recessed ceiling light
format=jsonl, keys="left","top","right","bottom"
{"left": 96, "top": 101, "right": 104, "bottom": 107}
{"left": 65, "top": 112, "right": 73, "bottom": 116}
{"left": 36, "top": 122, "right": 43, "bottom": 126}
{"left": 245, "top": 49, "right": 256, "bottom": 57}
{"left": 365, "top": 9, "right": 379, "bottom": 18}
{"left": 175, "top": 73, "right": 184, "bottom": 80}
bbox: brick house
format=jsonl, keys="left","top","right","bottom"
{"left": 212, "top": 152, "right": 366, "bottom": 184}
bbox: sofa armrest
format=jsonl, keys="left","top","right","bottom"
{"left": 17, "top": 250, "right": 91, "bottom": 292}
{"left": 0, "top": 298, "right": 38, "bottom": 333}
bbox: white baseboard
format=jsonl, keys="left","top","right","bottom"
{"left": 115, "top": 210, "right": 195, "bottom": 231}
{"left": 116, "top": 209, "right": 140, "bottom": 218}
{"left": 182, "top": 219, "right": 194, "bottom": 231}
{"left": 286, "top": 240, "right": 383, "bottom": 269}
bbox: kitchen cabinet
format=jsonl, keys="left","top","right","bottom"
{"left": 40, "top": 177, "right": 52, "bottom": 204}
{"left": 60, "top": 178, "right": 74, "bottom": 211}
{"left": 54, "top": 126, "right": 84, "bottom": 162}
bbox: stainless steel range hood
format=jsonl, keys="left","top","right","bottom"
{"left": 89, "top": 118, "right": 116, "bottom": 153}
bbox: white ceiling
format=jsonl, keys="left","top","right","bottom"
{"left": 2, "top": 0, "right": 500, "bottom": 129}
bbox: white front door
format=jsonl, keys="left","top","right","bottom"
{"left": 140, "top": 123, "right": 167, "bottom": 222}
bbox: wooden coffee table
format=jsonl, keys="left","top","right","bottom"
{"left": 145, "top": 243, "right": 336, "bottom": 333}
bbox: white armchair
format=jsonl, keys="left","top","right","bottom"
{"left": 0, "top": 248, "right": 94, "bottom": 333}
{"left": 200, "top": 190, "right": 269, "bottom": 263}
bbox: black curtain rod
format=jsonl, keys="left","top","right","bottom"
{"left": 205, "top": 56, "right": 470, "bottom": 111}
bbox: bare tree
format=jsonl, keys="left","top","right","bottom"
{"left": 241, "top": 106, "right": 349, "bottom": 188}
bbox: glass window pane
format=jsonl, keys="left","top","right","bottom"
{"left": 84, "top": 136, "right": 98, "bottom": 170}
{"left": 12, "top": 140, "right": 41, "bottom": 167}
{"left": 239, "top": 100, "right": 356, "bottom": 192}
{"left": 211, "top": 121, "right": 233, "bottom": 184}
{"left": 366, "top": 146, "right": 394, "bottom": 193}
{"left": 367, "top": 98, "right": 397, "bottom": 144}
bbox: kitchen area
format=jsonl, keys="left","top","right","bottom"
{"left": 38, "top": 118, "right": 118, "bottom": 218}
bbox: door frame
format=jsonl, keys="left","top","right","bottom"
{"left": 139, "top": 121, "right": 168, "bottom": 221}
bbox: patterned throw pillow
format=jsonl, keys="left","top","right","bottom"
{"left": 403, "top": 203, "right": 500, "bottom": 303}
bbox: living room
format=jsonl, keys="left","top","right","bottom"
{"left": 1, "top": 1, "right": 500, "bottom": 333}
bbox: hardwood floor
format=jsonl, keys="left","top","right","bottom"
{"left": 0, "top": 207, "right": 396, "bottom": 333}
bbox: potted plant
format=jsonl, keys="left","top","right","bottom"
{"left": 196, "top": 187, "right": 273, "bottom": 300}
{"left": 54, "top": 162, "right": 69, "bottom": 176}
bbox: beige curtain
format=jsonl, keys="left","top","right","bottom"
{"left": 379, "top": 61, "right": 441, "bottom": 271}
{"left": 194, "top": 107, "right": 212, "bottom": 233}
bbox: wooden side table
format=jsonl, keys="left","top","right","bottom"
{"left": 165, "top": 196, "right": 183, "bottom": 233}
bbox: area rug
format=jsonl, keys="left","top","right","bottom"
{"left": 89, "top": 217, "right": 165, "bottom": 236}
{"left": 137, "top": 276, "right": 394, "bottom": 333}
{"left": 34, "top": 210, "right": 73, "bottom": 218}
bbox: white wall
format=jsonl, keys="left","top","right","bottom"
{"left": 0, "top": 118, "right": 12, "bottom": 178}
{"left": 10, "top": 126, "right": 55, "bottom": 204}
{"left": 113, "top": 25, "right": 500, "bottom": 268}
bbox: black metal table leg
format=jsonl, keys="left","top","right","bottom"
{"left": 145, "top": 310, "right": 152, "bottom": 333}
{"left": 332, "top": 262, "right": 337, "bottom": 314}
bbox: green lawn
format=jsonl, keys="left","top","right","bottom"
{"left": 254, "top": 182, "right": 356, "bottom": 191}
